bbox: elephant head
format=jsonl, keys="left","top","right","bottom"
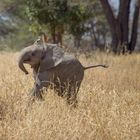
{"left": 18, "top": 42, "right": 64, "bottom": 74}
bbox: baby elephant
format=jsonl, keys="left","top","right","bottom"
{"left": 18, "top": 40, "right": 108, "bottom": 105}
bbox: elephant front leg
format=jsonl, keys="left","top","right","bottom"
{"left": 31, "top": 83, "right": 43, "bottom": 100}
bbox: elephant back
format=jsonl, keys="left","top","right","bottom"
{"left": 39, "top": 43, "right": 65, "bottom": 72}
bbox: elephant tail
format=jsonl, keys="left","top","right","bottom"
{"left": 83, "top": 65, "right": 108, "bottom": 70}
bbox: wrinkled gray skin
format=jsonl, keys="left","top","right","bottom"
{"left": 18, "top": 42, "right": 107, "bottom": 105}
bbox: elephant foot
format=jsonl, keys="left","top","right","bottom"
{"left": 67, "top": 98, "right": 78, "bottom": 108}
{"left": 28, "top": 94, "right": 43, "bottom": 102}
{"left": 66, "top": 90, "right": 78, "bottom": 107}
{"left": 57, "top": 91, "right": 65, "bottom": 97}
{"left": 29, "top": 90, "right": 44, "bottom": 101}
{"left": 34, "top": 94, "right": 44, "bottom": 101}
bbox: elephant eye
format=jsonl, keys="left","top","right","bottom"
{"left": 32, "top": 52, "right": 36, "bottom": 56}
{"left": 36, "top": 39, "right": 40, "bottom": 43}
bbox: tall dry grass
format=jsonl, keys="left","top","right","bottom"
{"left": 0, "top": 52, "right": 140, "bottom": 140}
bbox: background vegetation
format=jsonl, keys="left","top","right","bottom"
{"left": 0, "top": 0, "right": 140, "bottom": 53}
{"left": 0, "top": 52, "right": 140, "bottom": 140}
{"left": 0, "top": 1, "right": 140, "bottom": 139}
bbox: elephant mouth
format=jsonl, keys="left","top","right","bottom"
{"left": 24, "top": 58, "right": 31, "bottom": 63}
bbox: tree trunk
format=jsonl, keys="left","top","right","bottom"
{"left": 56, "top": 25, "right": 64, "bottom": 46}
{"left": 74, "top": 36, "right": 81, "bottom": 48}
{"left": 57, "top": 32, "right": 62, "bottom": 46}
{"left": 100, "top": 0, "right": 120, "bottom": 53}
{"left": 50, "top": 23, "right": 56, "bottom": 43}
{"left": 90, "top": 21, "right": 99, "bottom": 47}
{"left": 99, "top": 0, "right": 139, "bottom": 54}
{"left": 117, "top": 0, "right": 131, "bottom": 44}
{"left": 129, "top": 0, "right": 140, "bottom": 53}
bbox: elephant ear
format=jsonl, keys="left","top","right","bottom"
{"left": 39, "top": 44, "right": 64, "bottom": 72}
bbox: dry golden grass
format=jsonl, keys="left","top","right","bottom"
{"left": 0, "top": 52, "right": 140, "bottom": 140}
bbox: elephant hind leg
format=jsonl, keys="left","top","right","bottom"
{"left": 67, "top": 93, "right": 78, "bottom": 108}
{"left": 66, "top": 81, "right": 81, "bottom": 107}
{"left": 66, "top": 86, "right": 79, "bottom": 107}
{"left": 54, "top": 82, "right": 66, "bottom": 97}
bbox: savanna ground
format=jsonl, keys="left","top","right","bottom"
{"left": 0, "top": 51, "right": 140, "bottom": 140}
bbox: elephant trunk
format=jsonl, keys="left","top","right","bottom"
{"left": 18, "top": 55, "right": 29, "bottom": 75}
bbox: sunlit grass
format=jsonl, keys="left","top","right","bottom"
{"left": 0, "top": 52, "right": 140, "bottom": 140}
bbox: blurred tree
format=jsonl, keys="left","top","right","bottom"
{"left": 0, "top": 0, "right": 111, "bottom": 50}
{"left": 3, "top": 0, "right": 139, "bottom": 53}
{"left": 99, "top": 0, "right": 140, "bottom": 54}
{"left": 69, "top": 0, "right": 110, "bottom": 50}
{"left": 26, "top": 0, "right": 68, "bottom": 45}
{"left": 87, "top": 1, "right": 110, "bottom": 50}
{"left": 26, "top": 0, "right": 91, "bottom": 47}
{"left": 129, "top": 0, "right": 140, "bottom": 53}
{"left": 0, "top": 0, "right": 34, "bottom": 50}
{"left": 67, "top": 4, "right": 91, "bottom": 48}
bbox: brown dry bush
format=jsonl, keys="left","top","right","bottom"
{"left": 0, "top": 52, "right": 140, "bottom": 140}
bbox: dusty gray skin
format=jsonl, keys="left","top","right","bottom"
{"left": 18, "top": 42, "right": 108, "bottom": 105}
